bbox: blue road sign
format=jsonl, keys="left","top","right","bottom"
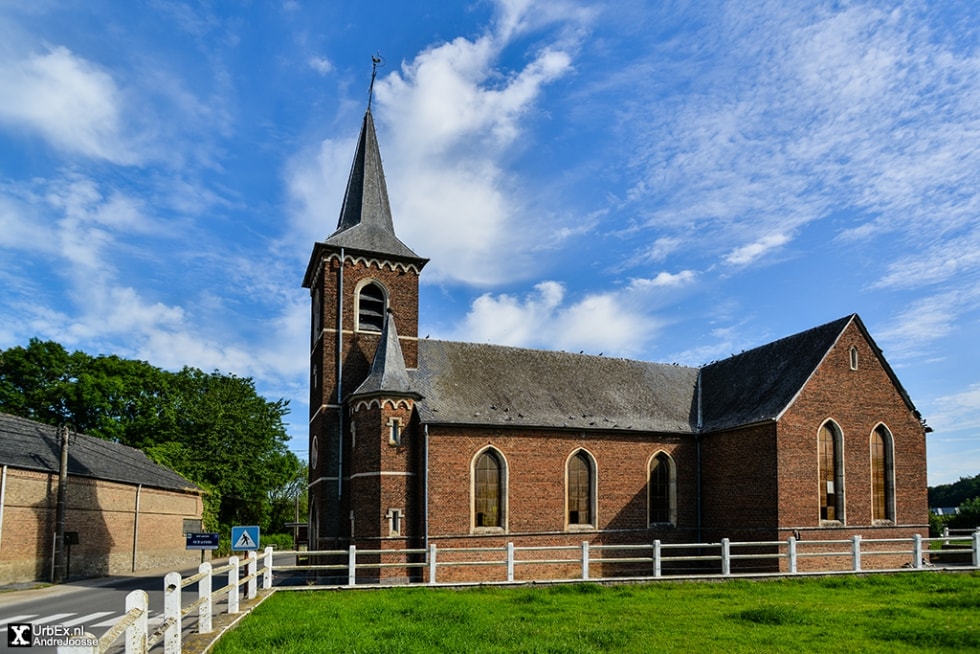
{"left": 231, "top": 525, "right": 260, "bottom": 550}
{"left": 186, "top": 533, "right": 220, "bottom": 550}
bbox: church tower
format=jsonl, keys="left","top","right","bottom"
{"left": 302, "top": 107, "right": 427, "bottom": 551}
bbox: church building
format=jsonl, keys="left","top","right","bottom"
{"left": 303, "top": 108, "right": 929, "bottom": 581}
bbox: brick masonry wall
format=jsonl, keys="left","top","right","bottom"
{"left": 0, "top": 468, "right": 203, "bottom": 585}
{"left": 426, "top": 425, "right": 696, "bottom": 539}
{"left": 309, "top": 254, "right": 421, "bottom": 548}
{"left": 775, "top": 321, "right": 929, "bottom": 534}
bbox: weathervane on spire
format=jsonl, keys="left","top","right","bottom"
{"left": 368, "top": 52, "right": 385, "bottom": 111}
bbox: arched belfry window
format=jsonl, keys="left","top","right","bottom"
{"left": 818, "top": 421, "right": 845, "bottom": 522}
{"left": 649, "top": 452, "right": 675, "bottom": 525}
{"left": 357, "top": 281, "right": 386, "bottom": 332}
{"left": 474, "top": 449, "right": 505, "bottom": 529}
{"left": 567, "top": 450, "right": 595, "bottom": 527}
{"left": 871, "top": 425, "right": 896, "bottom": 523}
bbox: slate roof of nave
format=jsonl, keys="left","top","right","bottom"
{"left": 0, "top": 412, "right": 200, "bottom": 493}
{"left": 410, "top": 340, "right": 700, "bottom": 433}
{"left": 407, "top": 315, "right": 886, "bottom": 435}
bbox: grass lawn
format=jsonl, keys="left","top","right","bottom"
{"left": 212, "top": 571, "right": 980, "bottom": 653}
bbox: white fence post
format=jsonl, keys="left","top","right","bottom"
{"left": 653, "top": 540, "right": 661, "bottom": 578}
{"left": 973, "top": 530, "right": 980, "bottom": 568}
{"left": 581, "top": 541, "right": 590, "bottom": 580}
{"left": 198, "top": 562, "right": 212, "bottom": 634}
{"left": 428, "top": 543, "right": 437, "bottom": 584}
{"left": 348, "top": 545, "right": 357, "bottom": 586}
{"left": 228, "top": 556, "right": 240, "bottom": 614}
{"left": 126, "top": 589, "right": 148, "bottom": 654}
{"left": 264, "top": 546, "right": 274, "bottom": 588}
{"left": 721, "top": 538, "right": 731, "bottom": 576}
{"left": 787, "top": 537, "right": 797, "bottom": 574}
{"left": 506, "top": 542, "right": 515, "bottom": 582}
{"left": 247, "top": 551, "right": 258, "bottom": 599}
{"left": 851, "top": 535, "right": 862, "bottom": 572}
{"left": 163, "top": 571, "right": 181, "bottom": 654}
{"left": 913, "top": 534, "right": 923, "bottom": 569}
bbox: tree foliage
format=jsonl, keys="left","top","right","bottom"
{"left": 0, "top": 339, "right": 302, "bottom": 532}
{"left": 928, "top": 473, "right": 980, "bottom": 509}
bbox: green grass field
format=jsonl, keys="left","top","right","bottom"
{"left": 212, "top": 571, "right": 980, "bottom": 653}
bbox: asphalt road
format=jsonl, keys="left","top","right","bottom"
{"left": 0, "top": 553, "right": 300, "bottom": 653}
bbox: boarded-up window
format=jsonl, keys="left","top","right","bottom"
{"left": 649, "top": 454, "right": 671, "bottom": 524}
{"left": 819, "top": 422, "right": 844, "bottom": 522}
{"left": 871, "top": 426, "right": 895, "bottom": 522}
{"left": 568, "top": 452, "right": 592, "bottom": 525}
{"left": 475, "top": 450, "right": 502, "bottom": 528}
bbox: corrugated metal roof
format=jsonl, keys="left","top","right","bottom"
{"left": 0, "top": 413, "right": 200, "bottom": 493}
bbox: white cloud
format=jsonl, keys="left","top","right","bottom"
{"left": 724, "top": 233, "right": 790, "bottom": 267}
{"left": 453, "top": 271, "right": 695, "bottom": 356}
{"left": 0, "top": 46, "right": 137, "bottom": 163}
{"left": 308, "top": 56, "right": 332, "bottom": 75}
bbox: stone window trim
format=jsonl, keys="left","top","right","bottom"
{"left": 870, "top": 423, "right": 897, "bottom": 524}
{"left": 565, "top": 448, "right": 597, "bottom": 531}
{"left": 648, "top": 450, "right": 677, "bottom": 527}
{"left": 354, "top": 278, "right": 387, "bottom": 333}
{"left": 471, "top": 446, "right": 508, "bottom": 533}
{"left": 818, "top": 419, "right": 846, "bottom": 526}
{"left": 387, "top": 417, "right": 402, "bottom": 446}
{"left": 386, "top": 508, "right": 403, "bottom": 537}
{"left": 849, "top": 346, "right": 859, "bottom": 370}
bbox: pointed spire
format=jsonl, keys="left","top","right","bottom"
{"left": 323, "top": 109, "right": 425, "bottom": 263}
{"left": 350, "top": 311, "right": 421, "bottom": 401}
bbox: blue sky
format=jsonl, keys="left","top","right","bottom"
{"left": 1, "top": 1, "right": 978, "bottom": 486}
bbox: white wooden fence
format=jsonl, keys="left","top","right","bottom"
{"left": 59, "top": 529, "right": 980, "bottom": 653}
{"left": 58, "top": 548, "right": 274, "bottom": 654}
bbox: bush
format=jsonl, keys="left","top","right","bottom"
{"left": 949, "top": 497, "right": 980, "bottom": 531}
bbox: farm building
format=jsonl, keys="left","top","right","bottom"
{"left": 0, "top": 413, "right": 203, "bottom": 585}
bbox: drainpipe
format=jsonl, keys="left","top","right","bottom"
{"left": 423, "top": 424, "right": 430, "bottom": 552}
{"left": 132, "top": 484, "right": 142, "bottom": 572}
{"left": 336, "top": 248, "right": 345, "bottom": 536}
{"left": 0, "top": 465, "right": 7, "bottom": 551}
{"left": 696, "top": 369, "right": 703, "bottom": 543}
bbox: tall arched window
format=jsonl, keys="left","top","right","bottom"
{"left": 567, "top": 451, "right": 594, "bottom": 526}
{"left": 474, "top": 449, "right": 504, "bottom": 528}
{"left": 649, "top": 453, "right": 674, "bottom": 525}
{"left": 819, "top": 421, "right": 845, "bottom": 522}
{"left": 357, "top": 281, "right": 386, "bottom": 332}
{"left": 871, "top": 425, "right": 895, "bottom": 522}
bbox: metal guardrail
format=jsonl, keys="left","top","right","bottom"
{"left": 59, "top": 528, "right": 980, "bottom": 652}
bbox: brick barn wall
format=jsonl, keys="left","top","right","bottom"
{"left": 0, "top": 468, "right": 203, "bottom": 585}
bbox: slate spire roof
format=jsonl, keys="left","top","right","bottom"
{"left": 350, "top": 311, "right": 421, "bottom": 401}
{"left": 0, "top": 412, "right": 199, "bottom": 493}
{"left": 323, "top": 109, "right": 425, "bottom": 263}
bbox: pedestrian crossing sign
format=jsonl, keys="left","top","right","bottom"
{"left": 231, "top": 525, "right": 260, "bottom": 550}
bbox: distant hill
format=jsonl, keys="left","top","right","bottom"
{"left": 929, "top": 473, "right": 980, "bottom": 508}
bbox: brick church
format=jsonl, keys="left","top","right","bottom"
{"left": 304, "top": 108, "right": 929, "bottom": 579}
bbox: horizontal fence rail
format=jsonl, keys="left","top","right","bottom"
{"left": 58, "top": 548, "right": 274, "bottom": 654}
{"left": 62, "top": 529, "right": 980, "bottom": 653}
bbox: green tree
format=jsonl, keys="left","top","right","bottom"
{"left": 0, "top": 340, "right": 293, "bottom": 532}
